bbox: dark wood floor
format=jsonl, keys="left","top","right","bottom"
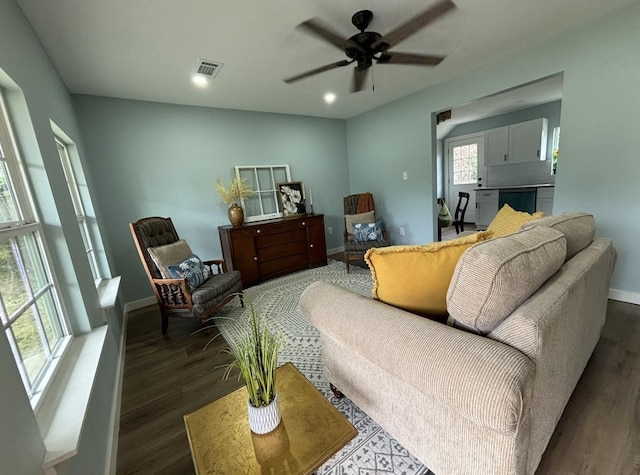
{"left": 116, "top": 288, "right": 640, "bottom": 474}
{"left": 116, "top": 311, "right": 243, "bottom": 474}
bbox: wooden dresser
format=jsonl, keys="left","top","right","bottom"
{"left": 218, "top": 214, "right": 327, "bottom": 287}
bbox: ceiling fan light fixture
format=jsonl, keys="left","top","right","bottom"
{"left": 284, "top": 0, "right": 457, "bottom": 93}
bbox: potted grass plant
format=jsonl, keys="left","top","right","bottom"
{"left": 220, "top": 302, "right": 282, "bottom": 434}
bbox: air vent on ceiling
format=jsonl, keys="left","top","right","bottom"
{"left": 194, "top": 59, "right": 223, "bottom": 79}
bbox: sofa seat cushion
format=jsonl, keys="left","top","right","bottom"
{"left": 519, "top": 212, "right": 595, "bottom": 260}
{"left": 487, "top": 204, "right": 544, "bottom": 237}
{"left": 447, "top": 226, "right": 566, "bottom": 334}
{"left": 365, "top": 231, "right": 493, "bottom": 317}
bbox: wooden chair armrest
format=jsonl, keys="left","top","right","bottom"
{"left": 203, "top": 259, "right": 227, "bottom": 273}
{"left": 152, "top": 277, "right": 191, "bottom": 303}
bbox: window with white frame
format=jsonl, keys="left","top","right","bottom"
{"left": 55, "top": 138, "right": 101, "bottom": 280}
{"left": 235, "top": 165, "right": 291, "bottom": 222}
{"left": 0, "top": 90, "right": 71, "bottom": 403}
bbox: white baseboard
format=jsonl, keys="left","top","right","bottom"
{"left": 105, "top": 310, "right": 128, "bottom": 475}
{"left": 327, "top": 246, "right": 344, "bottom": 256}
{"left": 124, "top": 296, "right": 156, "bottom": 313}
{"left": 608, "top": 288, "right": 640, "bottom": 305}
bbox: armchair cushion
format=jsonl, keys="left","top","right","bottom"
{"left": 191, "top": 270, "right": 243, "bottom": 318}
{"left": 345, "top": 210, "right": 375, "bottom": 235}
{"left": 167, "top": 254, "right": 210, "bottom": 292}
{"left": 365, "top": 231, "right": 493, "bottom": 317}
{"left": 148, "top": 239, "right": 193, "bottom": 278}
{"left": 354, "top": 219, "right": 385, "bottom": 242}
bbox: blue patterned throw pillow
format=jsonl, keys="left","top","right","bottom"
{"left": 353, "top": 219, "right": 384, "bottom": 242}
{"left": 167, "top": 254, "right": 210, "bottom": 292}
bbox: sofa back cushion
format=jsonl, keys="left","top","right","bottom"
{"left": 447, "top": 226, "right": 567, "bottom": 334}
{"left": 519, "top": 212, "right": 595, "bottom": 260}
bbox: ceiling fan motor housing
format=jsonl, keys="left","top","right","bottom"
{"left": 345, "top": 31, "right": 384, "bottom": 70}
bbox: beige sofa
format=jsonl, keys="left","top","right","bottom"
{"left": 300, "top": 213, "right": 616, "bottom": 475}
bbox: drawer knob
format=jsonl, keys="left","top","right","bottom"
{"left": 256, "top": 229, "right": 261, "bottom": 233}
{"left": 310, "top": 244, "right": 314, "bottom": 248}
{"left": 253, "top": 257, "right": 257, "bottom": 261}
{"left": 302, "top": 221, "right": 306, "bottom": 226}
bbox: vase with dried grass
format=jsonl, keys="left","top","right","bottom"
{"left": 216, "top": 176, "right": 254, "bottom": 226}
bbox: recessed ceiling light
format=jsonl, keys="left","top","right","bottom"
{"left": 192, "top": 74, "right": 208, "bottom": 87}
{"left": 324, "top": 92, "right": 336, "bottom": 104}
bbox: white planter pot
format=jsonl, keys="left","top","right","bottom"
{"left": 247, "top": 392, "right": 281, "bottom": 434}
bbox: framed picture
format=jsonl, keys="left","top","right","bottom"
{"left": 277, "top": 182, "right": 306, "bottom": 217}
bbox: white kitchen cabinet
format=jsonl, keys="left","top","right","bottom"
{"left": 536, "top": 187, "right": 555, "bottom": 216}
{"left": 485, "top": 118, "right": 548, "bottom": 166}
{"left": 485, "top": 126, "right": 509, "bottom": 166}
{"left": 475, "top": 189, "right": 499, "bottom": 229}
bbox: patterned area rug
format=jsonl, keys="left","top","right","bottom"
{"left": 213, "top": 260, "right": 433, "bottom": 475}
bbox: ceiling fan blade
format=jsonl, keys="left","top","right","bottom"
{"left": 284, "top": 60, "right": 352, "bottom": 84}
{"left": 377, "top": 52, "right": 445, "bottom": 66}
{"left": 374, "top": 0, "right": 457, "bottom": 50}
{"left": 351, "top": 67, "right": 368, "bottom": 93}
{"left": 298, "top": 18, "right": 348, "bottom": 52}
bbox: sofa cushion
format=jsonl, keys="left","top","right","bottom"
{"left": 519, "top": 212, "right": 595, "bottom": 260}
{"left": 365, "top": 231, "right": 493, "bottom": 317}
{"left": 487, "top": 204, "right": 544, "bottom": 237}
{"left": 447, "top": 226, "right": 566, "bottom": 334}
{"left": 148, "top": 239, "right": 193, "bottom": 278}
{"left": 345, "top": 210, "right": 375, "bottom": 235}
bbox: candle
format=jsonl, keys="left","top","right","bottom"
{"left": 309, "top": 188, "right": 313, "bottom": 206}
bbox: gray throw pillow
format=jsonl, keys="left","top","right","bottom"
{"left": 148, "top": 239, "right": 193, "bottom": 278}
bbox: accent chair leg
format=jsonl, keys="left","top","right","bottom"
{"left": 161, "top": 313, "right": 169, "bottom": 334}
{"left": 346, "top": 258, "right": 350, "bottom": 273}
{"left": 330, "top": 383, "right": 344, "bottom": 399}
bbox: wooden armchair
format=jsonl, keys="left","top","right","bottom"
{"left": 343, "top": 193, "right": 390, "bottom": 272}
{"left": 130, "top": 216, "right": 243, "bottom": 333}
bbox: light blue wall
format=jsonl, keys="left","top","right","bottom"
{"left": 347, "top": 95, "right": 436, "bottom": 246}
{"left": 346, "top": 2, "right": 640, "bottom": 295}
{"left": 446, "top": 100, "right": 562, "bottom": 160}
{"left": 0, "top": 0, "right": 123, "bottom": 473}
{"left": 71, "top": 95, "right": 350, "bottom": 304}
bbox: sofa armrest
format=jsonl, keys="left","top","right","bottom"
{"left": 300, "top": 281, "right": 535, "bottom": 435}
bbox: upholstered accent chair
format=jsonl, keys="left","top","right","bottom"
{"left": 343, "top": 193, "right": 390, "bottom": 273}
{"left": 130, "top": 216, "right": 243, "bottom": 333}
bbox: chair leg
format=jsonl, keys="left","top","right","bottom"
{"left": 330, "top": 383, "right": 344, "bottom": 399}
{"left": 346, "top": 258, "right": 350, "bottom": 273}
{"left": 161, "top": 313, "right": 169, "bottom": 334}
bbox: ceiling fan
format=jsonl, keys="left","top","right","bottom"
{"left": 283, "top": 0, "right": 457, "bottom": 93}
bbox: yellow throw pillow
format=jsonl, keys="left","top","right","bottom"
{"left": 487, "top": 204, "right": 544, "bottom": 237}
{"left": 364, "top": 231, "right": 493, "bottom": 317}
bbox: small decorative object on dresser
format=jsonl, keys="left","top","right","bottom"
{"left": 277, "top": 181, "right": 306, "bottom": 217}
{"left": 218, "top": 301, "right": 283, "bottom": 434}
{"left": 216, "top": 176, "right": 254, "bottom": 226}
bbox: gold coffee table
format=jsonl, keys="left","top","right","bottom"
{"left": 184, "top": 362, "right": 357, "bottom": 474}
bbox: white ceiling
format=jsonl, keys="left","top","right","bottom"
{"left": 16, "top": 0, "right": 634, "bottom": 120}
